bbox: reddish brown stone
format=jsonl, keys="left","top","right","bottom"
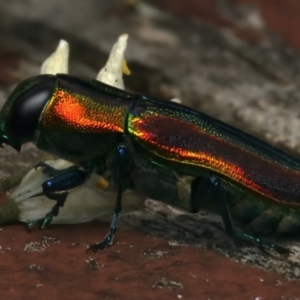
{"left": 0, "top": 193, "right": 299, "bottom": 299}
{"left": 232, "top": 27, "right": 264, "bottom": 44}
{"left": 233, "top": 0, "right": 300, "bottom": 50}
{"left": 0, "top": 47, "right": 24, "bottom": 87}
{"left": 149, "top": 0, "right": 232, "bottom": 26}
{"left": 150, "top": 0, "right": 300, "bottom": 51}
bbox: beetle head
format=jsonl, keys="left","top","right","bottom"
{"left": 0, "top": 75, "right": 56, "bottom": 151}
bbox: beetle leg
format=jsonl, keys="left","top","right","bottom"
{"left": 207, "top": 176, "right": 289, "bottom": 255}
{"left": 35, "top": 161, "right": 79, "bottom": 177}
{"left": 190, "top": 176, "right": 219, "bottom": 213}
{"left": 87, "top": 143, "right": 129, "bottom": 252}
{"left": 27, "top": 169, "right": 89, "bottom": 229}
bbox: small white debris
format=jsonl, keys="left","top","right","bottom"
{"left": 275, "top": 280, "right": 282, "bottom": 286}
{"left": 153, "top": 278, "right": 183, "bottom": 290}
{"left": 171, "top": 98, "right": 182, "bottom": 103}
{"left": 24, "top": 242, "right": 48, "bottom": 252}
{"left": 85, "top": 257, "right": 103, "bottom": 269}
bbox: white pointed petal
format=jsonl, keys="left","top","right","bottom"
{"left": 40, "top": 39, "right": 69, "bottom": 75}
{"left": 171, "top": 98, "right": 182, "bottom": 103}
{"left": 96, "top": 34, "right": 128, "bottom": 89}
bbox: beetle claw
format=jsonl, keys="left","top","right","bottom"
{"left": 27, "top": 219, "right": 42, "bottom": 229}
{"left": 26, "top": 211, "right": 55, "bottom": 230}
{"left": 86, "top": 241, "right": 111, "bottom": 253}
{"left": 41, "top": 214, "right": 53, "bottom": 229}
{"left": 86, "top": 229, "right": 115, "bottom": 253}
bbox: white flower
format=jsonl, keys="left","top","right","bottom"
{"left": 10, "top": 159, "right": 145, "bottom": 224}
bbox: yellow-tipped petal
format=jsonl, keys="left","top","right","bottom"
{"left": 95, "top": 177, "right": 109, "bottom": 190}
{"left": 96, "top": 34, "right": 129, "bottom": 89}
{"left": 122, "top": 59, "right": 131, "bottom": 75}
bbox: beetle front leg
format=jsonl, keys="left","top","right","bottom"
{"left": 211, "top": 176, "right": 289, "bottom": 255}
{"left": 87, "top": 143, "right": 129, "bottom": 252}
{"left": 35, "top": 161, "right": 79, "bottom": 177}
{"left": 27, "top": 169, "right": 89, "bottom": 229}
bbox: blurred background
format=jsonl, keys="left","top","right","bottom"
{"left": 1, "top": 1, "right": 300, "bottom": 299}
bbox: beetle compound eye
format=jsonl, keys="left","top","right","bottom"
{"left": 6, "top": 76, "right": 55, "bottom": 143}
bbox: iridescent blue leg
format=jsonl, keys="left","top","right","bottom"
{"left": 87, "top": 143, "right": 129, "bottom": 252}
{"left": 27, "top": 168, "right": 89, "bottom": 229}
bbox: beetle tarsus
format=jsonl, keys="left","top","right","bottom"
{"left": 232, "top": 231, "right": 289, "bottom": 255}
{"left": 27, "top": 212, "right": 54, "bottom": 229}
{"left": 27, "top": 194, "right": 67, "bottom": 229}
{"left": 87, "top": 212, "right": 120, "bottom": 252}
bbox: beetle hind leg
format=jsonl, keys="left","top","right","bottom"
{"left": 27, "top": 168, "right": 89, "bottom": 229}
{"left": 191, "top": 176, "right": 289, "bottom": 255}
{"left": 213, "top": 176, "right": 289, "bottom": 255}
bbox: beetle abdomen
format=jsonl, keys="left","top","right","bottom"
{"left": 128, "top": 98, "right": 300, "bottom": 209}
{"left": 228, "top": 188, "right": 300, "bottom": 234}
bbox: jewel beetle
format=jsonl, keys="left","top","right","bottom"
{"left": 0, "top": 73, "right": 299, "bottom": 253}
